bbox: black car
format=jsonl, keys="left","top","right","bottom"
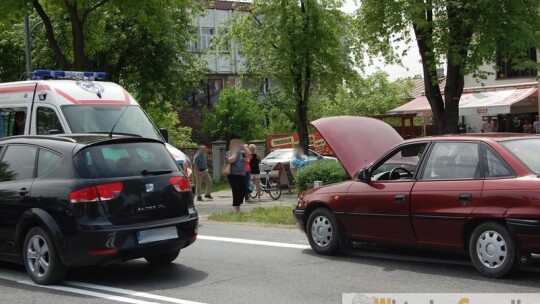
{"left": 0, "top": 135, "right": 197, "bottom": 284}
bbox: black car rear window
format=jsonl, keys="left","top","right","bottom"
{"left": 74, "top": 142, "right": 180, "bottom": 178}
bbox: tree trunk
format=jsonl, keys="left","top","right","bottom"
{"left": 441, "top": 62, "right": 464, "bottom": 134}
{"left": 413, "top": 1, "right": 473, "bottom": 135}
{"left": 295, "top": 87, "right": 310, "bottom": 155}
{"left": 64, "top": 0, "right": 87, "bottom": 70}
{"left": 296, "top": 0, "right": 311, "bottom": 154}
{"left": 33, "top": 0, "right": 69, "bottom": 70}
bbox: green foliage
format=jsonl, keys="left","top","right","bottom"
{"left": 202, "top": 87, "right": 265, "bottom": 142}
{"left": 223, "top": 0, "right": 357, "bottom": 152}
{"left": 266, "top": 108, "right": 296, "bottom": 135}
{"left": 356, "top": 0, "right": 540, "bottom": 134}
{"left": 1, "top": 0, "right": 206, "bottom": 107}
{"left": 208, "top": 205, "right": 296, "bottom": 226}
{"left": 310, "top": 71, "right": 414, "bottom": 120}
{"left": 357, "top": 0, "right": 540, "bottom": 75}
{"left": 0, "top": 13, "right": 26, "bottom": 82}
{"left": 144, "top": 101, "right": 195, "bottom": 148}
{"left": 260, "top": 90, "right": 296, "bottom": 134}
{"left": 296, "top": 161, "right": 348, "bottom": 193}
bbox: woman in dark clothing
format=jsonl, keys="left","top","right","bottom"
{"left": 249, "top": 144, "right": 262, "bottom": 200}
{"left": 226, "top": 139, "right": 252, "bottom": 212}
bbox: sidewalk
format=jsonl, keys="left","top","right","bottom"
{"left": 194, "top": 189, "right": 298, "bottom": 218}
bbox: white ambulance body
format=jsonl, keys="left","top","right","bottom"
{"left": 0, "top": 71, "right": 192, "bottom": 175}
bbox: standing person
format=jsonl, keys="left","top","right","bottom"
{"left": 193, "top": 145, "right": 212, "bottom": 201}
{"left": 249, "top": 144, "right": 262, "bottom": 200}
{"left": 14, "top": 111, "right": 26, "bottom": 135}
{"left": 226, "top": 139, "right": 252, "bottom": 212}
{"left": 533, "top": 116, "right": 539, "bottom": 134}
{"left": 290, "top": 145, "right": 309, "bottom": 176}
{"left": 523, "top": 119, "right": 534, "bottom": 134}
{"left": 481, "top": 117, "right": 494, "bottom": 133}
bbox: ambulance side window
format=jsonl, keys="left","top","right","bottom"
{"left": 36, "top": 107, "right": 64, "bottom": 135}
{"left": 0, "top": 107, "right": 27, "bottom": 137}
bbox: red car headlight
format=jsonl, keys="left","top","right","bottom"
{"left": 297, "top": 195, "right": 306, "bottom": 209}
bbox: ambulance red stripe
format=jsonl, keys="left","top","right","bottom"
{"left": 55, "top": 88, "right": 131, "bottom": 105}
{"left": 0, "top": 84, "right": 50, "bottom": 94}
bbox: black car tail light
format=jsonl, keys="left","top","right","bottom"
{"left": 69, "top": 182, "right": 123, "bottom": 204}
{"left": 169, "top": 176, "right": 191, "bottom": 192}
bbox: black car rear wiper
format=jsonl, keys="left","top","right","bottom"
{"left": 87, "top": 132, "right": 142, "bottom": 138}
{"left": 141, "top": 169, "right": 173, "bottom": 176}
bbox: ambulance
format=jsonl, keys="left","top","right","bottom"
{"left": 0, "top": 70, "right": 193, "bottom": 178}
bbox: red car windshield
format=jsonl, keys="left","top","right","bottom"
{"left": 501, "top": 138, "right": 540, "bottom": 173}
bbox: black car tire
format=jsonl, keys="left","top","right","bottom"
{"left": 469, "top": 222, "right": 517, "bottom": 278}
{"left": 307, "top": 208, "right": 341, "bottom": 255}
{"left": 22, "top": 227, "right": 67, "bottom": 285}
{"left": 145, "top": 249, "right": 180, "bottom": 265}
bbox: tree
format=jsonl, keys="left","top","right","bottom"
{"left": 145, "top": 101, "right": 195, "bottom": 148}
{"left": 202, "top": 87, "right": 265, "bottom": 143}
{"left": 260, "top": 90, "right": 296, "bottom": 134}
{"left": 357, "top": 0, "right": 540, "bottom": 134}
{"left": 0, "top": 18, "right": 25, "bottom": 82}
{"left": 1, "top": 0, "right": 206, "bottom": 106}
{"left": 311, "top": 71, "right": 414, "bottom": 119}
{"left": 224, "top": 0, "right": 356, "bottom": 153}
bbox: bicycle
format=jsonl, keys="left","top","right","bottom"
{"left": 250, "top": 164, "right": 282, "bottom": 200}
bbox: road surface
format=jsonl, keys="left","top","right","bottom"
{"left": 0, "top": 221, "right": 539, "bottom": 304}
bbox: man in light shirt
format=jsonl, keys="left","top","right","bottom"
{"left": 481, "top": 117, "right": 495, "bottom": 133}
{"left": 193, "top": 145, "right": 213, "bottom": 201}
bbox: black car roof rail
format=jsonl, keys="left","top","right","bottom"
{"left": 0, "top": 135, "right": 77, "bottom": 143}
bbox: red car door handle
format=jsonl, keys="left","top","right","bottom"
{"left": 395, "top": 194, "right": 406, "bottom": 203}
{"left": 459, "top": 193, "right": 473, "bottom": 202}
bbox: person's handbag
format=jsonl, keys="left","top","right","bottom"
{"left": 221, "top": 162, "right": 231, "bottom": 176}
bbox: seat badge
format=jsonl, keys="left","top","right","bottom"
{"left": 145, "top": 183, "right": 155, "bottom": 193}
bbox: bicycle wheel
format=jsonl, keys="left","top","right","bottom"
{"left": 268, "top": 178, "right": 282, "bottom": 200}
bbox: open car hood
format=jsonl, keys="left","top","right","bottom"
{"left": 312, "top": 116, "right": 404, "bottom": 177}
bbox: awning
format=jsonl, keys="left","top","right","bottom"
{"left": 390, "top": 96, "right": 432, "bottom": 114}
{"left": 390, "top": 87, "right": 538, "bottom": 116}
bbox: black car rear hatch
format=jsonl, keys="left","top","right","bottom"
{"left": 71, "top": 139, "right": 193, "bottom": 225}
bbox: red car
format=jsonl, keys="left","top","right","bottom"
{"left": 294, "top": 116, "right": 540, "bottom": 278}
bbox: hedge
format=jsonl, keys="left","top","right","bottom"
{"left": 295, "top": 161, "right": 349, "bottom": 193}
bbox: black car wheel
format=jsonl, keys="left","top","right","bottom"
{"left": 145, "top": 249, "right": 180, "bottom": 265}
{"left": 307, "top": 208, "right": 341, "bottom": 255}
{"left": 469, "top": 222, "right": 517, "bottom": 278}
{"left": 23, "top": 227, "right": 67, "bottom": 285}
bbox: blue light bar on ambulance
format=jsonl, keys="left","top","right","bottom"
{"left": 32, "top": 70, "right": 107, "bottom": 80}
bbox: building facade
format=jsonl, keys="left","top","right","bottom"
{"left": 461, "top": 49, "right": 539, "bottom": 133}
{"left": 390, "top": 50, "right": 539, "bottom": 135}
{"left": 185, "top": 0, "right": 275, "bottom": 108}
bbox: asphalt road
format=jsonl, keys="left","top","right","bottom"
{"left": 0, "top": 221, "right": 539, "bottom": 304}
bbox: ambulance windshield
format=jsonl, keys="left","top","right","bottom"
{"left": 62, "top": 105, "right": 162, "bottom": 140}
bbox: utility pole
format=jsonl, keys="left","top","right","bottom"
{"left": 24, "top": 16, "right": 33, "bottom": 80}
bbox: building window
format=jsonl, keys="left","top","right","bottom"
{"left": 189, "top": 27, "right": 199, "bottom": 51}
{"left": 260, "top": 77, "right": 270, "bottom": 95}
{"left": 497, "top": 48, "right": 537, "bottom": 79}
{"left": 200, "top": 28, "right": 215, "bottom": 51}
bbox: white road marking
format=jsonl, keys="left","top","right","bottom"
{"left": 198, "top": 235, "right": 311, "bottom": 249}
{"left": 65, "top": 281, "right": 206, "bottom": 304}
{"left": 0, "top": 268, "right": 206, "bottom": 304}
{"left": 18, "top": 280, "right": 159, "bottom": 304}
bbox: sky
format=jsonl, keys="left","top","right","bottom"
{"left": 342, "top": 0, "right": 424, "bottom": 80}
